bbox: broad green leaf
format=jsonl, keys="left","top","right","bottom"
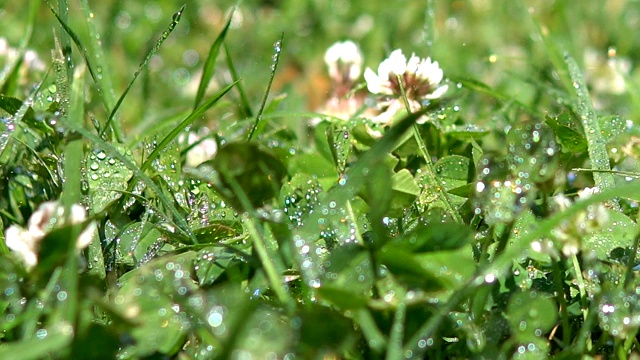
{"left": 506, "top": 291, "right": 557, "bottom": 342}
{"left": 86, "top": 145, "right": 134, "bottom": 214}
{"left": 583, "top": 209, "right": 637, "bottom": 260}
{"left": 545, "top": 114, "right": 587, "bottom": 153}
{"left": 393, "top": 222, "right": 474, "bottom": 253}
{"left": 434, "top": 155, "right": 470, "bottom": 190}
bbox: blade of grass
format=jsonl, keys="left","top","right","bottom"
{"left": 138, "top": 80, "right": 238, "bottom": 174}
{"left": 0, "top": 81, "right": 45, "bottom": 164}
{"left": 78, "top": 0, "right": 117, "bottom": 124}
{"left": 61, "top": 63, "right": 85, "bottom": 208}
{"left": 396, "top": 74, "right": 462, "bottom": 223}
{"left": 194, "top": 6, "right": 235, "bottom": 110}
{"left": 386, "top": 301, "right": 407, "bottom": 360}
{"left": 529, "top": 13, "right": 573, "bottom": 93}
{"left": 45, "top": 1, "right": 121, "bottom": 139}
{"left": 0, "top": 330, "right": 72, "bottom": 360}
{"left": 0, "top": 0, "right": 38, "bottom": 91}
{"left": 56, "top": 0, "right": 73, "bottom": 79}
{"left": 247, "top": 32, "right": 284, "bottom": 140}
{"left": 224, "top": 43, "right": 253, "bottom": 118}
{"left": 100, "top": 4, "right": 187, "bottom": 141}
{"left": 565, "top": 54, "right": 618, "bottom": 199}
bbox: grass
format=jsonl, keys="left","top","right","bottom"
{"left": 2, "top": 0, "right": 640, "bottom": 358}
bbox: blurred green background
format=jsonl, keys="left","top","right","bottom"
{"left": 1, "top": 0, "right": 639, "bottom": 133}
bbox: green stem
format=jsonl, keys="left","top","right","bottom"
{"left": 395, "top": 74, "right": 462, "bottom": 223}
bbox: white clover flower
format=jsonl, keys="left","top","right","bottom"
{"left": 4, "top": 201, "right": 96, "bottom": 270}
{"left": 364, "top": 49, "right": 448, "bottom": 124}
{"left": 324, "top": 40, "right": 363, "bottom": 84}
{"left": 551, "top": 188, "right": 609, "bottom": 257}
{"left": 313, "top": 40, "right": 370, "bottom": 123}
{"left": 180, "top": 128, "right": 218, "bottom": 167}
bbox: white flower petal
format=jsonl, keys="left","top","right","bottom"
{"left": 386, "top": 49, "right": 407, "bottom": 75}
{"left": 27, "top": 201, "right": 59, "bottom": 239}
{"left": 5, "top": 225, "right": 39, "bottom": 269}
{"left": 365, "top": 67, "right": 386, "bottom": 94}
{"left": 424, "top": 84, "right": 448, "bottom": 99}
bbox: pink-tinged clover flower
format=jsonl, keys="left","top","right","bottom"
{"left": 314, "top": 40, "right": 369, "bottom": 122}
{"left": 364, "top": 49, "right": 448, "bottom": 124}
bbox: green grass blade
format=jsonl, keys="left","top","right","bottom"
{"left": 45, "top": 4, "right": 111, "bottom": 118}
{"left": 386, "top": 301, "right": 407, "bottom": 360}
{"left": 564, "top": 54, "right": 617, "bottom": 196}
{"left": 247, "top": 32, "right": 284, "bottom": 140}
{"left": 529, "top": 14, "right": 573, "bottom": 93}
{"left": 78, "top": 0, "right": 117, "bottom": 119}
{"left": 0, "top": 0, "right": 38, "bottom": 91}
{"left": 224, "top": 43, "right": 253, "bottom": 118}
{"left": 0, "top": 331, "right": 72, "bottom": 360}
{"left": 99, "top": 4, "right": 187, "bottom": 141}
{"left": 56, "top": 0, "right": 73, "bottom": 78}
{"left": 139, "top": 80, "right": 238, "bottom": 173}
{"left": 193, "top": 7, "right": 235, "bottom": 110}
{"left": 61, "top": 64, "right": 86, "bottom": 208}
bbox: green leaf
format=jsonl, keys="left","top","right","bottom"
{"left": 434, "top": 155, "right": 470, "bottom": 191}
{"left": 583, "top": 209, "right": 637, "bottom": 260}
{"left": 86, "top": 145, "right": 134, "bottom": 214}
{"left": 194, "top": 246, "right": 246, "bottom": 286}
{"left": 327, "top": 124, "right": 351, "bottom": 173}
{"left": 545, "top": 114, "right": 587, "bottom": 153}
{"left": 506, "top": 291, "right": 557, "bottom": 342}
{"left": 377, "top": 247, "right": 446, "bottom": 291}
{"left": 317, "top": 285, "right": 368, "bottom": 310}
{"left": 392, "top": 169, "right": 420, "bottom": 196}
{"left": 393, "top": 222, "right": 474, "bottom": 253}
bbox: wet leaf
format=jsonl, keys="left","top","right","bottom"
{"left": 327, "top": 124, "right": 351, "bottom": 173}
{"left": 86, "top": 145, "right": 134, "bottom": 214}
{"left": 434, "top": 155, "right": 471, "bottom": 190}
{"left": 545, "top": 113, "right": 587, "bottom": 153}
{"left": 506, "top": 291, "right": 557, "bottom": 342}
{"left": 583, "top": 209, "right": 637, "bottom": 260}
{"left": 393, "top": 222, "right": 473, "bottom": 253}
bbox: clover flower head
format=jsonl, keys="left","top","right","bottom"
{"left": 180, "top": 128, "right": 218, "bottom": 167}
{"left": 365, "top": 49, "right": 447, "bottom": 99}
{"left": 324, "top": 40, "right": 363, "bottom": 84}
{"left": 4, "top": 201, "right": 95, "bottom": 270}
{"left": 364, "top": 49, "right": 448, "bottom": 124}
{"left": 551, "top": 188, "right": 609, "bottom": 257}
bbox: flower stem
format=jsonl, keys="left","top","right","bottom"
{"left": 396, "top": 74, "right": 463, "bottom": 223}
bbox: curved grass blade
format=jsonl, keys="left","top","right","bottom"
{"left": 139, "top": 80, "right": 238, "bottom": 174}
{"left": 44, "top": 3, "right": 99, "bottom": 102}
{"left": 58, "top": 119, "right": 198, "bottom": 245}
{"left": 78, "top": 0, "right": 117, "bottom": 120}
{"left": 247, "top": 32, "right": 284, "bottom": 141}
{"left": 224, "top": 43, "right": 253, "bottom": 118}
{"left": 564, "top": 54, "right": 617, "bottom": 197}
{"left": 193, "top": 7, "right": 235, "bottom": 110}
{"left": 99, "top": 4, "right": 187, "bottom": 140}
{"left": 0, "top": 0, "right": 38, "bottom": 91}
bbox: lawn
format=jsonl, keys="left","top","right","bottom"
{"left": 2, "top": 0, "right": 640, "bottom": 359}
